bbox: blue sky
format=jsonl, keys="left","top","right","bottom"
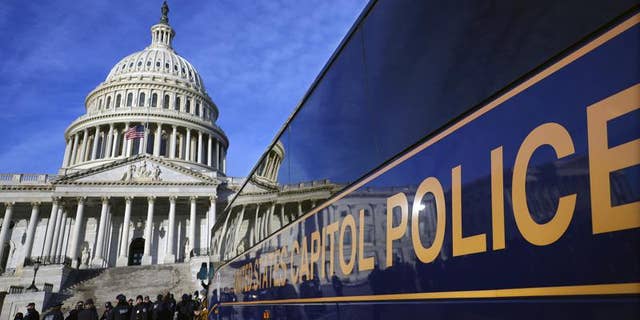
{"left": 0, "top": 0, "right": 367, "bottom": 177}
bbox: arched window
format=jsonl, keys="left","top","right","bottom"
{"left": 195, "top": 103, "right": 200, "bottom": 116}
{"left": 163, "top": 95, "right": 170, "bottom": 109}
{"left": 151, "top": 93, "right": 158, "bottom": 107}
{"left": 115, "top": 94, "right": 121, "bottom": 108}
{"left": 106, "top": 96, "right": 111, "bottom": 108}
{"left": 126, "top": 93, "right": 133, "bottom": 107}
{"left": 185, "top": 99, "right": 191, "bottom": 113}
{"left": 138, "top": 92, "right": 146, "bottom": 107}
{"left": 98, "top": 98, "right": 103, "bottom": 108}
{"left": 175, "top": 97, "right": 181, "bottom": 111}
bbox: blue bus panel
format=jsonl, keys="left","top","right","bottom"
{"left": 211, "top": 13, "right": 640, "bottom": 320}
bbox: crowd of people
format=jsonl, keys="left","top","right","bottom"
{"left": 15, "top": 291, "right": 209, "bottom": 320}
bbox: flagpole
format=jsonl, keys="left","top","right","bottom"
{"left": 144, "top": 95, "right": 150, "bottom": 154}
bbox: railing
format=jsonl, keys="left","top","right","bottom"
{"left": 8, "top": 286, "right": 24, "bottom": 294}
{"left": 24, "top": 256, "right": 70, "bottom": 267}
{"left": 0, "top": 173, "right": 58, "bottom": 185}
{"left": 43, "top": 283, "right": 53, "bottom": 292}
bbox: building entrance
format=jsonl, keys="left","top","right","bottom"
{"left": 128, "top": 238, "right": 145, "bottom": 266}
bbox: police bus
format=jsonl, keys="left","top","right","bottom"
{"left": 208, "top": 1, "right": 640, "bottom": 319}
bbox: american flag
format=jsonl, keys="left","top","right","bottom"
{"left": 125, "top": 125, "right": 145, "bottom": 140}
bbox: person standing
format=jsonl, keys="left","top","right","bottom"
{"left": 78, "top": 299, "right": 98, "bottom": 320}
{"left": 14, "top": 312, "right": 24, "bottom": 320}
{"left": 176, "top": 294, "right": 194, "bottom": 320}
{"left": 24, "top": 302, "right": 40, "bottom": 320}
{"left": 142, "top": 296, "right": 152, "bottom": 320}
{"left": 130, "top": 295, "right": 149, "bottom": 320}
{"left": 100, "top": 303, "right": 113, "bottom": 320}
{"left": 42, "top": 303, "right": 64, "bottom": 320}
{"left": 108, "top": 294, "right": 131, "bottom": 320}
{"left": 66, "top": 301, "right": 84, "bottom": 320}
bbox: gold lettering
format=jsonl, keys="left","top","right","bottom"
{"left": 320, "top": 225, "right": 326, "bottom": 279}
{"left": 513, "top": 122, "right": 577, "bottom": 246}
{"left": 291, "top": 240, "right": 299, "bottom": 284}
{"left": 358, "top": 208, "right": 374, "bottom": 271}
{"left": 588, "top": 84, "right": 640, "bottom": 234}
{"left": 386, "top": 193, "right": 408, "bottom": 267}
{"left": 280, "top": 246, "right": 288, "bottom": 286}
{"left": 452, "top": 165, "right": 487, "bottom": 256}
{"left": 310, "top": 230, "right": 320, "bottom": 279}
{"left": 299, "top": 235, "right": 310, "bottom": 280}
{"left": 326, "top": 221, "right": 339, "bottom": 277}
{"left": 339, "top": 213, "right": 356, "bottom": 275}
{"left": 411, "top": 177, "right": 446, "bottom": 263}
{"left": 491, "top": 146, "right": 506, "bottom": 250}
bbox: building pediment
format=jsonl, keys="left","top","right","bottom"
{"left": 54, "top": 154, "right": 216, "bottom": 185}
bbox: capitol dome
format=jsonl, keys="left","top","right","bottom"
{"left": 105, "top": 31, "right": 206, "bottom": 94}
{"left": 60, "top": 1, "right": 228, "bottom": 174}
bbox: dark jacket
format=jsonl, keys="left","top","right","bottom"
{"left": 107, "top": 302, "right": 131, "bottom": 320}
{"left": 77, "top": 307, "right": 99, "bottom": 320}
{"left": 176, "top": 300, "right": 194, "bottom": 320}
{"left": 25, "top": 309, "right": 40, "bottom": 320}
{"left": 151, "top": 301, "right": 171, "bottom": 320}
{"left": 65, "top": 309, "right": 79, "bottom": 320}
{"left": 129, "top": 303, "right": 149, "bottom": 320}
{"left": 99, "top": 310, "right": 111, "bottom": 320}
{"left": 42, "top": 310, "right": 64, "bottom": 320}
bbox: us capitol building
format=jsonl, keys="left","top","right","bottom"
{"left": 0, "top": 2, "right": 266, "bottom": 314}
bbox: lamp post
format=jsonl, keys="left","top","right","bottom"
{"left": 25, "top": 260, "right": 41, "bottom": 292}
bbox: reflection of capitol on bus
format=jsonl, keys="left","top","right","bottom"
{"left": 215, "top": 150, "right": 638, "bottom": 295}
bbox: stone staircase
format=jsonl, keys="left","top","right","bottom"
{"left": 54, "top": 263, "right": 197, "bottom": 313}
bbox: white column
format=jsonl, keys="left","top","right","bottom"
{"left": 69, "top": 197, "right": 86, "bottom": 268}
{"left": 222, "top": 149, "right": 226, "bottom": 173}
{"left": 21, "top": 202, "right": 40, "bottom": 263}
{"left": 185, "top": 129, "right": 191, "bottom": 161}
{"left": 207, "top": 197, "right": 216, "bottom": 254}
{"left": 232, "top": 206, "right": 246, "bottom": 254}
{"left": 188, "top": 196, "right": 197, "bottom": 259}
{"left": 215, "top": 140, "right": 220, "bottom": 170}
{"left": 111, "top": 127, "right": 120, "bottom": 157}
{"left": 153, "top": 124, "right": 161, "bottom": 156}
{"left": 62, "top": 139, "right": 72, "bottom": 167}
{"left": 92, "top": 197, "right": 109, "bottom": 267}
{"left": 105, "top": 124, "right": 114, "bottom": 158}
{"left": 102, "top": 204, "right": 112, "bottom": 263}
{"left": 142, "top": 196, "right": 155, "bottom": 265}
{"left": 125, "top": 122, "right": 132, "bottom": 157}
{"left": 43, "top": 199, "right": 60, "bottom": 262}
{"left": 164, "top": 196, "right": 176, "bottom": 263}
{"left": 55, "top": 210, "right": 68, "bottom": 259}
{"left": 79, "top": 129, "right": 89, "bottom": 162}
{"left": 197, "top": 131, "right": 203, "bottom": 164}
{"left": 91, "top": 126, "right": 100, "bottom": 160}
{"left": 170, "top": 125, "right": 177, "bottom": 159}
{"left": 207, "top": 136, "right": 213, "bottom": 167}
{"left": 50, "top": 206, "right": 64, "bottom": 260}
{"left": 69, "top": 134, "right": 80, "bottom": 165}
{"left": 254, "top": 205, "right": 261, "bottom": 244}
{"left": 266, "top": 202, "right": 275, "bottom": 237}
{"left": 116, "top": 197, "right": 133, "bottom": 266}
{"left": 0, "top": 203, "right": 15, "bottom": 271}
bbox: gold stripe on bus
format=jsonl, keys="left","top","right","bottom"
{"left": 223, "top": 13, "right": 640, "bottom": 266}
{"left": 220, "top": 282, "right": 640, "bottom": 306}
